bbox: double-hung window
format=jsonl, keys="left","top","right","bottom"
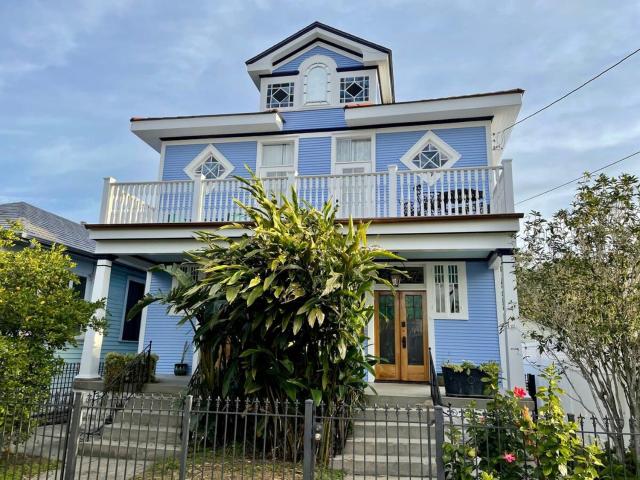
{"left": 430, "top": 262, "right": 468, "bottom": 319}
{"left": 258, "top": 142, "right": 296, "bottom": 197}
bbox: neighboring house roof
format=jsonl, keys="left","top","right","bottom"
{"left": 0, "top": 202, "right": 95, "bottom": 254}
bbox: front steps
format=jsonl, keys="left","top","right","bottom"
{"left": 334, "top": 386, "right": 438, "bottom": 479}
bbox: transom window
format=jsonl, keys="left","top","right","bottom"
{"left": 431, "top": 263, "right": 468, "bottom": 319}
{"left": 336, "top": 138, "right": 371, "bottom": 164}
{"left": 304, "top": 64, "right": 329, "bottom": 105}
{"left": 340, "top": 76, "right": 369, "bottom": 103}
{"left": 196, "top": 155, "right": 227, "bottom": 179}
{"left": 266, "top": 82, "right": 294, "bottom": 108}
{"left": 412, "top": 143, "right": 450, "bottom": 170}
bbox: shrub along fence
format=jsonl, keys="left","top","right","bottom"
{"left": 0, "top": 393, "right": 638, "bottom": 480}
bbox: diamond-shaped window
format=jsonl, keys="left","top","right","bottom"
{"left": 340, "top": 76, "right": 369, "bottom": 103}
{"left": 345, "top": 82, "right": 363, "bottom": 97}
{"left": 266, "top": 82, "right": 294, "bottom": 108}
{"left": 197, "top": 155, "right": 227, "bottom": 179}
{"left": 272, "top": 88, "right": 288, "bottom": 102}
{"left": 412, "top": 143, "right": 449, "bottom": 170}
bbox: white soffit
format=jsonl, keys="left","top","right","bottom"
{"left": 130, "top": 112, "right": 284, "bottom": 152}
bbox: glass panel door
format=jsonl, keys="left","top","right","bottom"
{"left": 375, "top": 292, "right": 399, "bottom": 380}
{"left": 399, "top": 292, "right": 428, "bottom": 382}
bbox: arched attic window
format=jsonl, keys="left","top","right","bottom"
{"left": 304, "top": 63, "right": 330, "bottom": 105}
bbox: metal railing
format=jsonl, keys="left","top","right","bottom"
{"left": 2, "top": 392, "right": 637, "bottom": 480}
{"left": 428, "top": 348, "right": 442, "bottom": 407}
{"left": 99, "top": 161, "right": 515, "bottom": 225}
{"left": 50, "top": 363, "right": 80, "bottom": 398}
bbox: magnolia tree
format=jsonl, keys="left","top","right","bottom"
{"left": 515, "top": 174, "right": 640, "bottom": 461}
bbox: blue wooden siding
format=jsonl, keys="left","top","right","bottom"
{"left": 375, "top": 127, "right": 488, "bottom": 171}
{"left": 56, "top": 263, "right": 145, "bottom": 364}
{"left": 143, "top": 271, "right": 194, "bottom": 374}
{"left": 273, "top": 46, "right": 362, "bottom": 73}
{"left": 280, "top": 108, "right": 346, "bottom": 131}
{"left": 298, "top": 137, "right": 331, "bottom": 175}
{"left": 163, "top": 142, "right": 257, "bottom": 181}
{"left": 434, "top": 261, "right": 500, "bottom": 370}
{"left": 56, "top": 255, "right": 96, "bottom": 363}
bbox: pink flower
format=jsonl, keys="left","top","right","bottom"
{"left": 513, "top": 386, "right": 527, "bottom": 399}
{"left": 503, "top": 452, "right": 516, "bottom": 463}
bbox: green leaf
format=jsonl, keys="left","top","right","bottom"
{"left": 310, "top": 389, "right": 322, "bottom": 406}
{"left": 246, "top": 285, "right": 264, "bottom": 307}
{"left": 226, "top": 285, "right": 241, "bottom": 303}
{"left": 292, "top": 317, "right": 303, "bottom": 335}
{"left": 248, "top": 276, "right": 261, "bottom": 288}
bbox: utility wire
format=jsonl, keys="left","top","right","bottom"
{"left": 497, "top": 47, "right": 640, "bottom": 138}
{"left": 515, "top": 149, "right": 640, "bottom": 205}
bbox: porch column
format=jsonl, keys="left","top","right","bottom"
{"left": 491, "top": 253, "right": 525, "bottom": 390}
{"left": 137, "top": 270, "right": 153, "bottom": 353}
{"left": 77, "top": 259, "right": 112, "bottom": 379}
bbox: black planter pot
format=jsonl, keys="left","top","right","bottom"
{"left": 442, "top": 366, "right": 488, "bottom": 397}
{"left": 174, "top": 363, "right": 189, "bottom": 376}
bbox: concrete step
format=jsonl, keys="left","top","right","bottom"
{"left": 78, "top": 438, "right": 181, "bottom": 460}
{"left": 352, "top": 421, "right": 434, "bottom": 438}
{"left": 344, "top": 436, "right": 436, "bottom": 456}
{"left": 335, "top": 453, "right": 436, "bottom": 477}
{"left": 115, "top": 410, "right": 183, "bottom": 428}
{"left": 350, "top": 407, "right": 435, "bottom": 422}
{"left": 98, "top": 423, "right": 182, "bottom": 443}
{"left": 364, "top": 395, "right": 432, "bottom": 408}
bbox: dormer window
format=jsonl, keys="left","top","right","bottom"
{"left": 340, "top": 76, "right": 369, "bottom": 103}
{"left": 304, "top": 63, "right": 330, "bottom": 105}
{"left": 266, "top": 82, "right": 294, "bottom": 108}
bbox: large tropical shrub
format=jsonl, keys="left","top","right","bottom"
{"left": 139, "top": 176, "right": 399, "bottom": 409}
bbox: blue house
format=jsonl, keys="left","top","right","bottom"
{"left": 80, "top": 22, "right": 525, "bottom": 388}
{"left": 0, "top": 202, "right": 146, "bottom": 366}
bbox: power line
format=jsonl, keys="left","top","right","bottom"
{"left": 495, "top": 47, "right": 640, "bottom": 141}
{"left": 515, "top": 149, "right": 640, "bottom": 206}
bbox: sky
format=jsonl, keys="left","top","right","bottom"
{"left": 0, "top": 0, "right": 639, "bottom": 223}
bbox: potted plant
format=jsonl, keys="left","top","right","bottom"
{"left": 441, "top": 360, "right": 498, "bottom": 397}
{"left": 174, "top": 342, "right": 190, "bottom": 376}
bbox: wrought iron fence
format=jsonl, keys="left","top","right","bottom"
{"left": 4, "top": 392, "right": 637, "bottom": 480}
{"left": 50, "top": 363, "right": 80, "bottom": 398}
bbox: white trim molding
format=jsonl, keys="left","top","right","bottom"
{"left": 400, "top": 130, "right": 461, "bottom": 183}
{"left": 330, "top": 131, "right": 376, "bottom": 175}
{"left": 426, "top": 261, "right": 469, "bottom": 320}
{"left": 183, "top": 144, "right": 235, "bottom": 181}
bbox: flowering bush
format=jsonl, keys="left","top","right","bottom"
{"left": 442, "top": 365, "right": 602, "bottom": 480}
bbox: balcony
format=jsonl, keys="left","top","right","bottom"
{"left": 98, "top": 161, "right": 514, "bottom": 225}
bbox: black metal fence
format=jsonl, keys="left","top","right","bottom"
{"left": 50, "top": 363, "right": 80, "bottom": 398}
{"left": 3, "top": 393, "right": 638, "bottom": 480}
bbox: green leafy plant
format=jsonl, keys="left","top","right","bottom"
{"left": 442, "top": 360, "right": 499, "bottom": 375}
{"left": 0, "top": 224, "right": 105, "bottom": 448}
{"left": 103, "top": 351, "right": 158, "bottom": 392}
{"left": 132, "top": 174, "right": 401, "bottom": 461}
{"left": 442, "top": 365, "right": 602, "bottom": 480}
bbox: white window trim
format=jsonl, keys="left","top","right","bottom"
{"left": 119, "top": 276, "right": 146, "bottom": 342}
{"left": 256, "top": 137, "right": 299, "bottom": 178}
{"left": 400, "top": 131, "right": 461, "bottom": 184}
{"left": 330, "top": 132, "right": 375, "bottom": 174}
{"left": 426, "top": 261, "right": 468, "bottom": 320}
{"left": 183, "top": 144, "right": 234, "bottom": 181}
{"left": 298, "top": 55, "right": 338, "bottom": 108}
{"left": 303, "top": 62, "right": 331, "bottom": 106}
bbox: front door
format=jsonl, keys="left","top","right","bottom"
{"left": 374, "top": 291, "right": 429, "bottom": 382}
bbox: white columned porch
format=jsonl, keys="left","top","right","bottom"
{"left": 77, "top": 258, "right": 113, "bottom": 379}
{"left": 491, "top": 253, "right": 525, "bottom": 390}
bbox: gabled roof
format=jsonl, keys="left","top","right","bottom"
{"left": 245, "top": 22, "right": 395, "bottom": 103}
{"left": 245, "top": 21, "right": 392, "bottom": 64}
{"left": 0, "top": 202, "right": 95, "bottom": 254}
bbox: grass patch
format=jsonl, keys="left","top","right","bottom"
{"left": 138, "top": 447, "right": 343, "bottom": 480}
{"left": 0, "top": 452, "right": 59, "bottom": 480}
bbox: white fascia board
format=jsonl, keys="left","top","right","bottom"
{"left": 88, "top": 217, "right": 519, "bottom": 242}
{"left": 91, "top": 230, "right": 515, "bottom": 256}
{"left": 345, "top": 93, "right": 522, "bottom": 127}
{"left": 130, "top": 113, "right": 284, "bottom": 152}
{"left": 247, "top": 27, "right": 392, "bottom": 102}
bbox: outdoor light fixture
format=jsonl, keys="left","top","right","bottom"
{"left": 391, "top": 273, "right": 402, "bottom": 287}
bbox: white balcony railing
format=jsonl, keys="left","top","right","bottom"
{"left": 99, "top": 161, "right": 514, "bottom": 225}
